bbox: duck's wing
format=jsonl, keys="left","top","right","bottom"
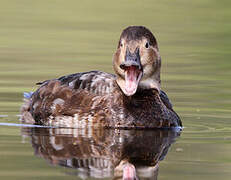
{"left": 160, "top": 90, "right": 173, "bottom": 110}
{"left": 160, "top": 90, "right": 182, "bottom": 127}
{"left": 36, "top": 71, "right": 116, "bottom": 96}
{"left": 25, "top": 71, "right": 116, "bottom": 125}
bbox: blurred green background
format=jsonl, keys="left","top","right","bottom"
{"left": 0, "top": 0, "right": 231, "bottom": 179}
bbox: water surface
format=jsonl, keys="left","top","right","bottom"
{"left": 1, "top": 0, "right": 231, "bottom": 179}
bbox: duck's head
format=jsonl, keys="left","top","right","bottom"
{"left": 113, "top": 26, "right": 161, "bottom": 96}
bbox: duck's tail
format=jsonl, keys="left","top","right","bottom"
{"left": 23, "top": 92, "right": 34, "bottom": 99}
{"left": 20, "top": 92, "right": 35, "bottom": 124}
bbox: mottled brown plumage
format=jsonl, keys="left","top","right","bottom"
{"left": 21, "top": 26, "right": 182, "bottom": 128}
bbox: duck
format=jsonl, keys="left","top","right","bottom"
{"left": 21, "top": 26, "right": 182, "bottom": 128}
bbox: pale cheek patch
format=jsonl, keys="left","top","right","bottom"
{"left": 153, "top": 47, "right": 161, "bottom": 61}
{"left": 142, "top": 65, "right": 153, "bottom": 79}
{"left": 140, "top": 47, "right": 156, "bottom": 65}
{"left": 113, "top": 50, "right": 125, "bottom": 78}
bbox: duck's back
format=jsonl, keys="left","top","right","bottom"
{"left": 38, "top": 71, "right": 116, "bottom": 95}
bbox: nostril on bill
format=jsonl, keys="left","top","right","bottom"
{"left": 120, "top": 63, "right": 125, "bottom": 69}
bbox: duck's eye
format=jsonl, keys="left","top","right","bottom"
{"left": 120, "top": 43, "right": 123, "bottom": 47}
{"left": 145, "top": 42, "right": 150, "bottom": 48}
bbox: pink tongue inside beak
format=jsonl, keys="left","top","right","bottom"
{"left": 125, "top": 66, "right": 141, "bottom": 96}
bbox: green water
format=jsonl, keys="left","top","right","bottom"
{"left": 0, "top": 0, "right": 231, "bottom": 179}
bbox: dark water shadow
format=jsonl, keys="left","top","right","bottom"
{"left": 21, "top": 126, "right": 181, "bottom": 180}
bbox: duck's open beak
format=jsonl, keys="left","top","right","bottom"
{"left": 120, "top": 47, "right": 143, "bottom": 96}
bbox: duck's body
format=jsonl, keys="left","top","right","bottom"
{"left": 21, "top": 26, "right": 182, "bottom": 128}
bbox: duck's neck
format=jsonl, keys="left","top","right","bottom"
{"left": 121, "top": 88, "right": 161, "bottom": 109}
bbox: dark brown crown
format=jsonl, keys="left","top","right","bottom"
{"left": 118, "top": 26, "right": 157, "bottom": 48}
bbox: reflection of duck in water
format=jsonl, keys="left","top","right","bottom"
{"left": 21, "top": 127, "right": 181, "bottom": 179}
{"left": 21, "top": 26, "right": 181, "bottom": 128}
